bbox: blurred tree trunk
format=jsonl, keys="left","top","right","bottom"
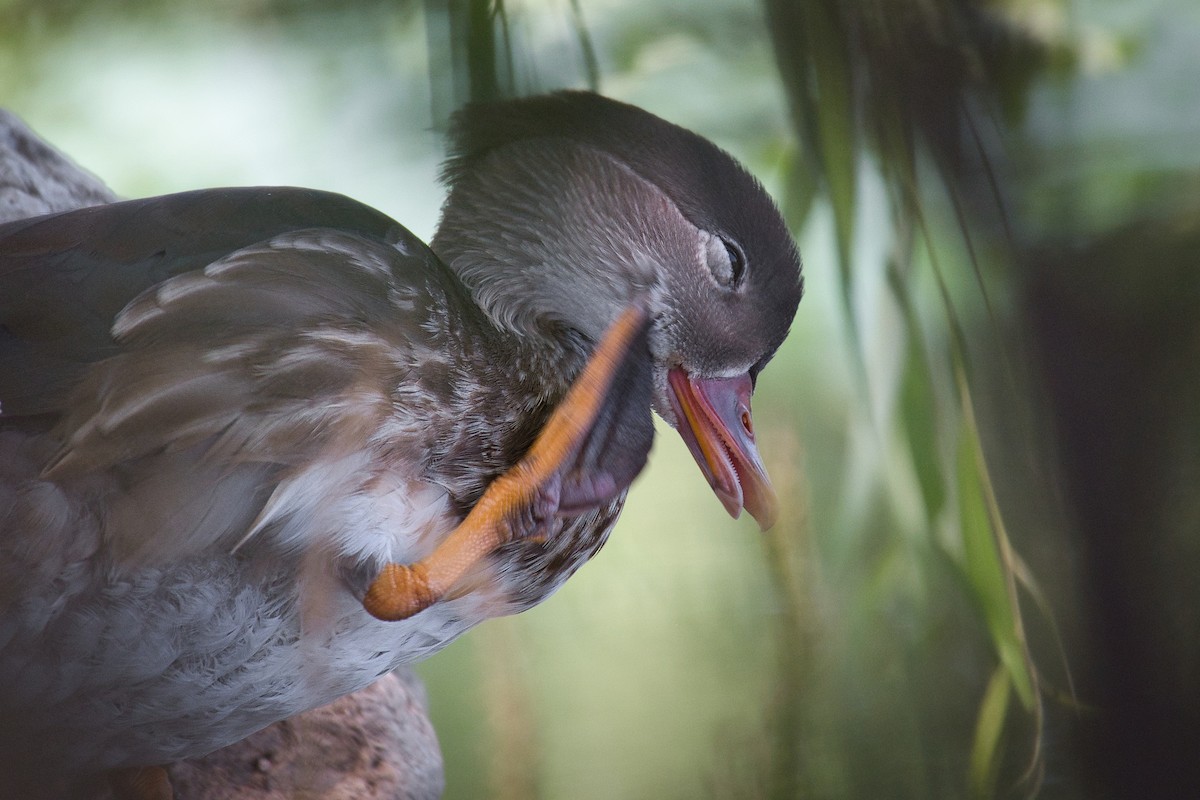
{"left": 1027, "top": 217, "right": 1200, "bottom": 798}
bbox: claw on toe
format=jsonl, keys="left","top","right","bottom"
{"left": 363, "top": 562, "right": 435, "bottom": 621}
{"left": 362, "top": 303, "right": 649, "bottom": 621}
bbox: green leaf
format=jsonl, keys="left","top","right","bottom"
{"left": 803, "top": 0, "right": 858, "bottom": 324}
{"left": 567, "top": 0, "right": 600, "bottom": 92}
{"left": 968, "top": 665, "right": 1011, "bottom": 800}
{"left": 955, "top": 376, "right": 1034, "bottom": 709}
{"left": 780, "top": 144, "right": 821, "bottom": 234}
{"left": 900, "top": 335, "right": 945, "bottom": 522}
{"left": 887, "top": 247, "right": 946, "bottom": 524}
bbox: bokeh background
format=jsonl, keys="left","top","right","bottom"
{"left": 4, "top": 1, "right": 1199, "bottom": 798}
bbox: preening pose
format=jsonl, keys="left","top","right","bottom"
{"left": 0, "top": 92, "right": 802, "bottom": 796}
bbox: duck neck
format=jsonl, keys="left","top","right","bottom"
{"left": 430, "top": 254, "right": 625, "bottom": 407}
{"left": 430, "top": 140, "right": 664, "bottom": 393}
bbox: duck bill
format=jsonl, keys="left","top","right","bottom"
{"left": 666, "top": 367, "right": 779, "bottom": 530}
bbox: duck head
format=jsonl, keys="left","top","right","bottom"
{"left": 431, "top": 92, "right": 803, "bottom": 530}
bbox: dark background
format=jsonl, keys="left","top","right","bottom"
{"left": 4, "top": 1, "right": 1198, "bottom": 797}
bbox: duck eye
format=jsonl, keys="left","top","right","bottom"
{"left": 705, "top": 233, "right": 746, "bottom": 289}
{"left": 722, "top": 238, "right": 746, "bottom": 287}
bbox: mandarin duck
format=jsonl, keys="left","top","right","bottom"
{"left": 0, "top": 91, "right": 802, "bottom": 797}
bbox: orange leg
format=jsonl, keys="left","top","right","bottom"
{"left": 363, "top": 303, "right": 648, "bottom": 621}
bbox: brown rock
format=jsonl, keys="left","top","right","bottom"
{"left": 168, "top": 670, "right": 444, "bottom": 800}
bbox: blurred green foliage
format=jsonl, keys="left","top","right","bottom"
{"left": 4, "top": 0, "right": 1198, "bottom": 797}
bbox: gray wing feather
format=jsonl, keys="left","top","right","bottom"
{"left": 5, "top": 221, "right": 469, "bottom": 564}
{"left": 48, "top": 230, "right": 410, "bottom": 475}
{"left": 0, "top": 187, "right": 404, "bottom": 417}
